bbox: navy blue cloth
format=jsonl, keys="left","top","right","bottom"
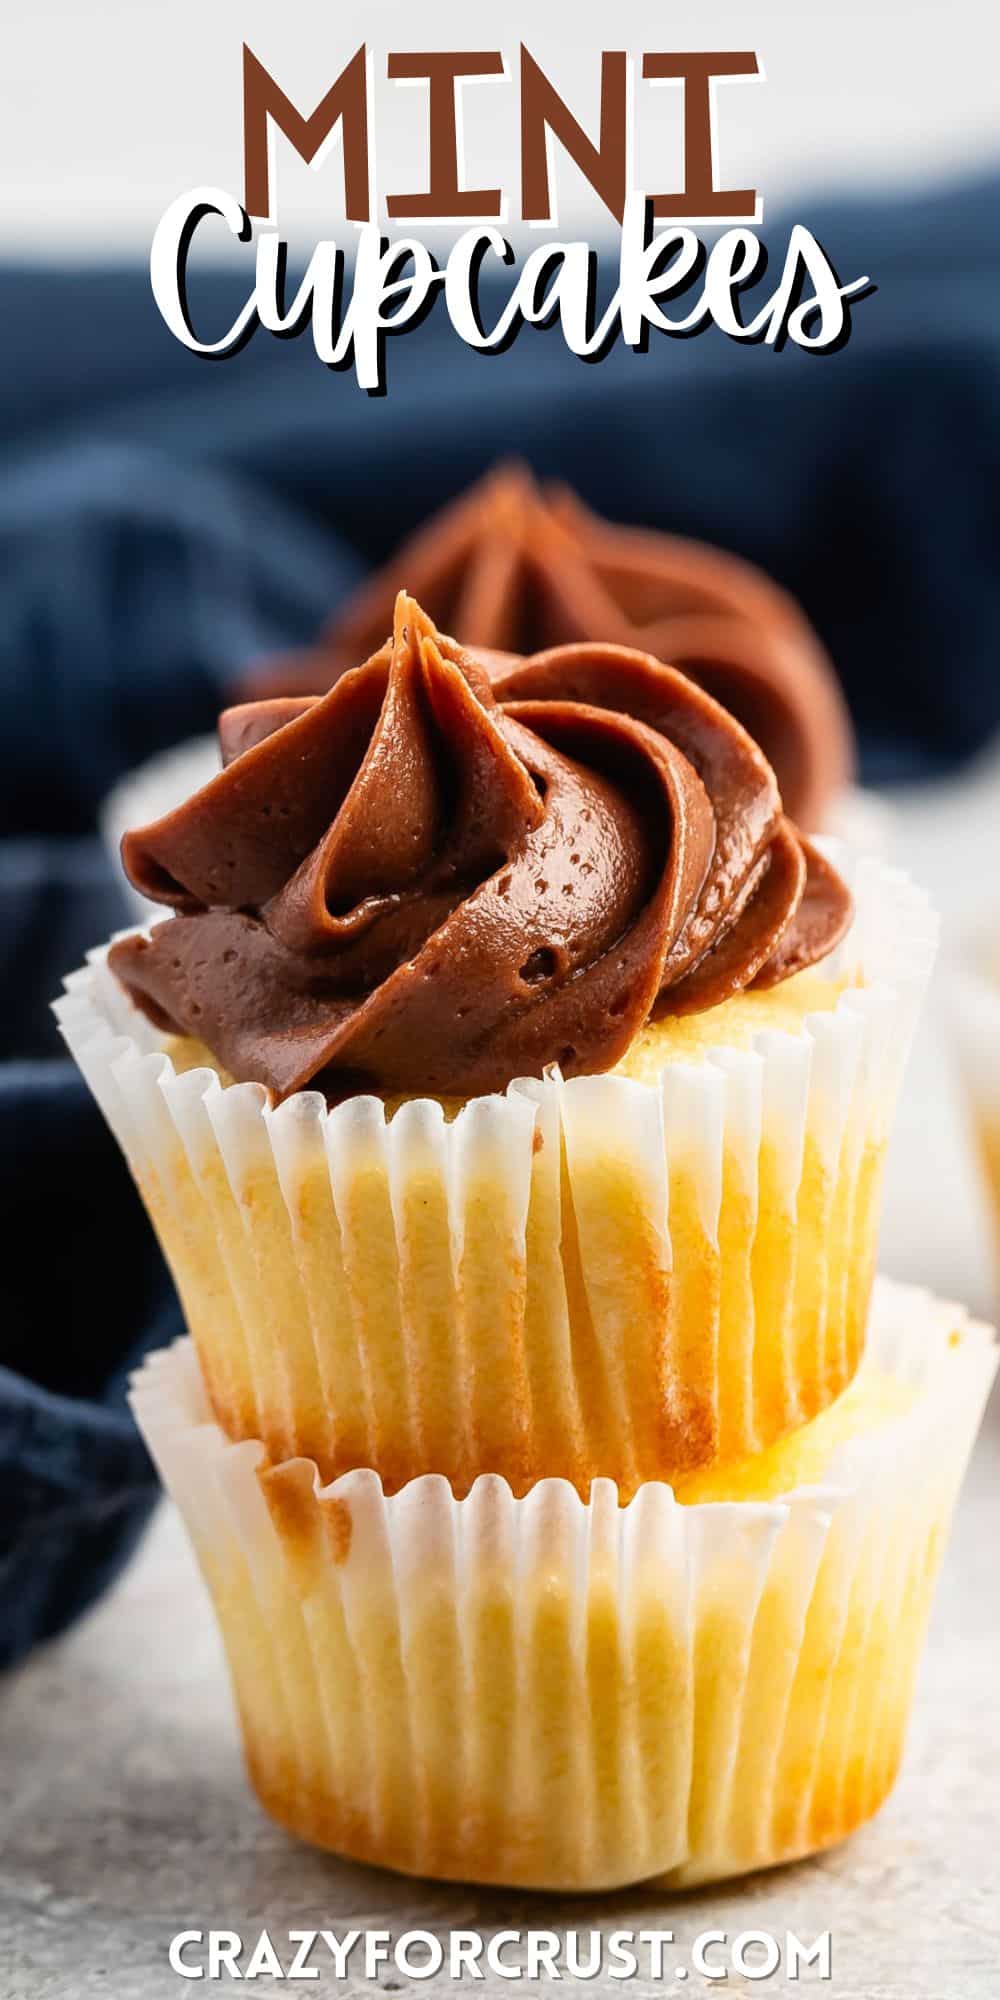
{"left": 2, "top": 171, "right": 999, "bottom": 1669}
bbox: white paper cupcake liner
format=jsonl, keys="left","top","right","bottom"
{"left": 57, "top": 848, "right": 937, "bottom": 1494}
{"left": 130, "top": 1277, "right": 995, "bottom": 1892}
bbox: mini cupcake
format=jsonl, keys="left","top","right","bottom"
{"left": 61, "top": 596, "right": 934, "bottom": 1498}
{"left": 130, "top": 1278, "right": 995, "bottom": 1891}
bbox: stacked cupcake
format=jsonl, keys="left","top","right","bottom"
{"left": 62, "top": 594, "right": 994, "bottom": 1891}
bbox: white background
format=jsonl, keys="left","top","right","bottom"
{"left": 1, "top": 0, "right": 998, "bottom": 253}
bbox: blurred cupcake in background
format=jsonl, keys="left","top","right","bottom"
{"left": 103, "top": 466, "right": 879, "bottom": 925}
{"left": 950, "top": 927, "right": 1000, "bottom": 1265}
{"left": 64, "top": 595, "right": 933, "bottom": 1502}
{"left": 247, "top": 464, "right": 855, "bottom": 833}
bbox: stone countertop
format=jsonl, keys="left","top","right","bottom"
{"left": 2, "top": 1412, "right": 998, "bottom": 2000}
{"left": 3, "top": 769, "right": 1000, "bottom": 2000}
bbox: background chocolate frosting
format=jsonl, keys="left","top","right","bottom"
{"left": 242, "top": 467, "right": 855, "bottom": 832}
{"left": 111, "top": 595, "right": 851, "bottom": 1101}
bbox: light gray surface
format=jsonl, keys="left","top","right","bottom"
{"left": 2, "top": 771, "right": 999, "bottom": 1998}
{"left": 2, "top": 1416, "right": 997, "bottom": 2000}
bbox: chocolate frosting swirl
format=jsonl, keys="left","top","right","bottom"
{"left": 111, "top": 595, "right": 852, "bottom": 1101}
{"left": 243, "top": 467, "right": 854, "bottom": 831}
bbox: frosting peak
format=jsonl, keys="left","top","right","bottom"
{"left": 111, "top": 594, "right": 851, "bottom": 1100}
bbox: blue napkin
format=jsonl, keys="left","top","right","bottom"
{"left": 2, "top": 171, "right": 998, "bottom": 1669}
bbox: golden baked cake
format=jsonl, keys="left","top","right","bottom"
{"left": 130, "top": 1279, "right": 995, "bottom": 1892}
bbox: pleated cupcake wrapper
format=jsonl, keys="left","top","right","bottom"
{"left": 103, "top": 737, "right": 891, "bottom": 925}
{"left": 57, "top": 848, "right": 937, "bottom": 1493}
{"left": 130, "top": 1277, "right": 995, "bottom": 1892}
